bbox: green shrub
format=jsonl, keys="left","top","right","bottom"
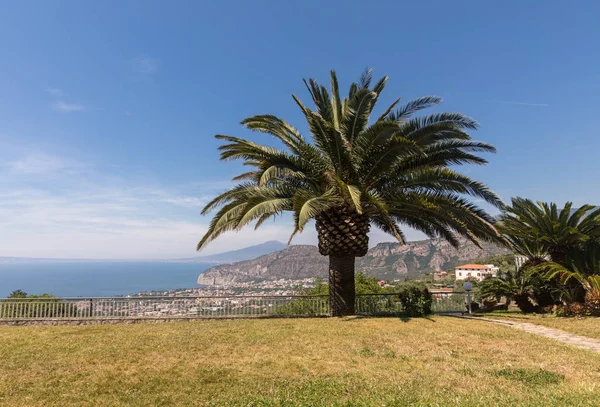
{"left": 396, "top": 285, "right": 432, "bottom": 317}
{"left": 553, "top": 302, "right": 589, "bottom": 317}
{"left": 7, "top": 290, "right": 27, "bottom": 299}
{"left": 585, "top": 291, "right": 600, "bottom": 316}
{"left": 482, "top": 297, "right": 497, "bottom": 308}
{"left": 272, "top": 298, "right": 327, "bottom": 316}
{"left": 553, "top": 305, "right": 570, "bottom": 318}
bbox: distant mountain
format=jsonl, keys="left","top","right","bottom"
{"left": 197, "top": 237, "right": 511, "bottom": 285}
{"left": 176, "top": 240, "right": 287, "bottom": 264}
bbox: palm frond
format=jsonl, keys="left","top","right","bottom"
{"left": 387, "top": 96, "right": 443, "bottom": 121}
{"left": 330, "top": 70, "right": 342, "bottom": 130}
{"left": 384, "top": 168, "right": 503, "bottom": 208}
{"left": 358, "top": 68, "right": 373, "bottom": 89}
{"left": 346, "top": 184, "right": 363, "bottom": 214}
{"left": 293, "top": 189, "right": 339, "bottom": 231}
{"left": 237, "top": 198, "right": 292, "bottom": 229}
{"left": 340, "top": 88, "right": 376, "bottom": 144}
{"left": 375, "top": 97, "right": 401, "bottom": 123}
{"left": 302, "top": 78, "right": 336, "bottom": 127}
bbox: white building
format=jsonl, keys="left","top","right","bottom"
{"left": 455, "top": 264, "right": 499, "bottom": 281}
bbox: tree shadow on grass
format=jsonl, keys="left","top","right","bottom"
{"left": 399, "top": 315, "right": 436, "bottom": 323}
{"left": 342, "top": 315, "right": 437, "bottom": 323}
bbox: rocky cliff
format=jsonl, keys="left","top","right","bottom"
{"left": 197, "top": 245, "right": 325, "bottom": 285}
{"left": 197, "top": 237, "right": 510, "bottom": 285}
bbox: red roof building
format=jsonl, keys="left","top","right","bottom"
{"left": 455, "top": 264, "right": 499, "bottom": 281}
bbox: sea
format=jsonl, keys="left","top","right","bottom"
{"left": 0, "top": 262, "right": 215, "bottom": 298}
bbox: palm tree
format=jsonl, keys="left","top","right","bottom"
{"left": 542, "top": 264, "right": 600, "bottom": 315}
{"left": 198, "top": 69, "right": 503, "bottom": 316}
{"left": 497, "top": 198, "right": 600, "bottom": 265}
{"left": 536, "top": 240, "right": 600, "bottom": 309}
{"left": 478, "top": 269, "right": 539, "bottom": 313}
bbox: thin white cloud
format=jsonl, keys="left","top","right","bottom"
{"left": 9, "top": 152, "right": 80, "bottom": 175}
{"left": 0, "top": 184, "right": 300, "bottom": 259}
{"left": 46, "top": 89, "right": 87, "bottom": 113}
{"left": 160, "top": 197, "right": 207, "bottom": 208}
{"left": 53, "top": 101, "right": 85, "bottom": 112}
{"left": 135, "top": 56, "right": 159, "bottom": 74}
{"left": 484, "top": 100, "right": 549, "bottom": 107}
{"left": 0, "top": 150, "right": 233, "bottom": 258}
{"left": 46, "top": 88, "right": 63, "bottom": 96}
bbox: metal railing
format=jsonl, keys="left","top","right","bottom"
{"left": 0, "top": 292, "right": 466, "bottom": 321}
{"left": 0, "top": 295, "right": 330, "bottom": 320}
{"left": 430, "top": 291, "right": 468, "bottom": 313}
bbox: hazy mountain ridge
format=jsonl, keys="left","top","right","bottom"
{"left": 197, "top": 237, "right": 511, "bottom": 285}
{"left": 172, "top": 241, "right": 287, "bottom": 263}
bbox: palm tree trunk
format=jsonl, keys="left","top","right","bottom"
{"left": 514, "top": 293, "right": 536, "bottom": 313}
{"left": 329, "top": 255, "right": 356, "bottom": 317}
{"left": 548, "top": 248, "right": 567, "bottom": 266}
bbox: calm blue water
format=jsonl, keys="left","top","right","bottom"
{"left": 0, "top": 262, "right": 214, "bottom": 298}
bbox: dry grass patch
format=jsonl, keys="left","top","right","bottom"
{"left": 0, "top": 317, "right": 599, "bottom": 406}
{"left": 483, "top": 312, "right": 600, "bottom": 339}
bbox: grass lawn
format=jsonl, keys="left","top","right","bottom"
{"left": 1, "top": 317, "right": 600, "bottom": 407}
{"left": 480, "top": 311, "right": 600, "bottom": 340}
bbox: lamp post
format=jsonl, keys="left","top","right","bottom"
{"left": 464, "top": 282, "right": 473, "bottom": 315}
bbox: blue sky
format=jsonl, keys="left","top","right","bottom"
{"left": 1, "top": 1, "right": 599, "bottom": 259}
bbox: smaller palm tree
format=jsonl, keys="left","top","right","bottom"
{"left": 497, "top": 198, "right": 600, "bottom": 265}
{"left": 543, "top": 266, "right": 600, "bottom": 315}
{"left": 478, "top": 269, "right": 538, "bottom": 313}
{"left": 538, "top": 241, "right": 600, "bottom": 313}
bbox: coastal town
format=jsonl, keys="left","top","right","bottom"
{"left": 134, "top": 277, "right": 322, "bottom": 298}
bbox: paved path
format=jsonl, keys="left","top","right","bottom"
{"left": 458, "top": 315, "right": 600, "bottom": 353}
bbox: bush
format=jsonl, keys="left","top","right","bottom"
{"left": 553, "top": 303, "right": 588, "bottom": 317}
{"left": 272, "top": 298, "right": 327, "bottom": 316}
{"left": 355, "top": 295, "right": 401, "bottom": 314}
{"left": 585, "top": 291, "right": 600, "bottom": 316}
{"left": 7, "top": 290, "right": 27, "bottom": 299}
{"left": 482, "top": 297, "right": 497, "bottom": 308}
{"left": 396, "top": 285, "right": 432, "bottom": 317}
